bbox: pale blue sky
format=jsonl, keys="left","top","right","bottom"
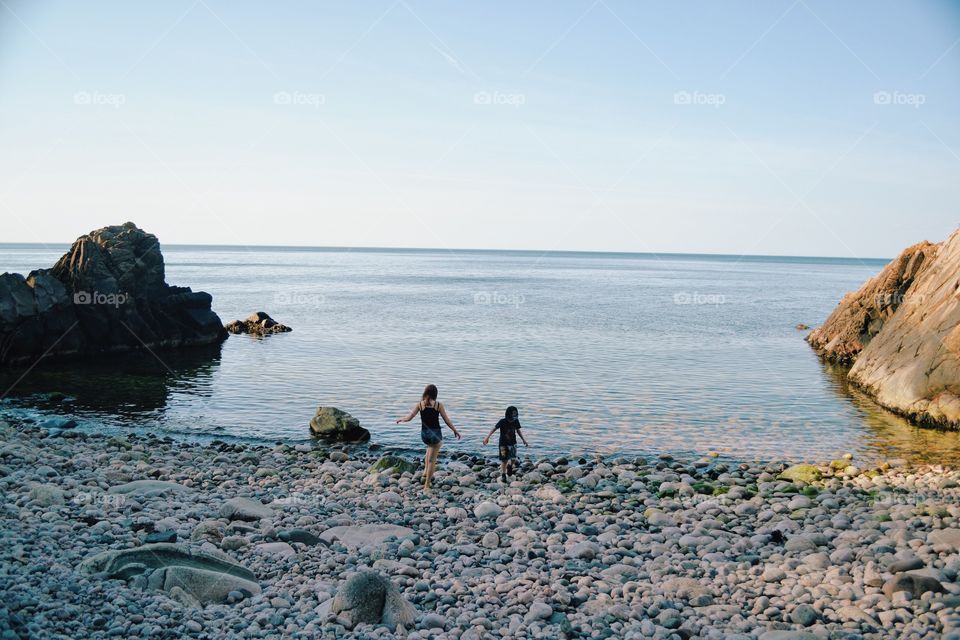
{"left": 1, "top": 0, "right": 958, "bottom": 257}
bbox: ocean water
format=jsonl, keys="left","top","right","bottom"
{"left": 3, "top": 243, "right": 960, "bottom": 464}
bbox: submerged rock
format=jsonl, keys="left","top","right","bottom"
{"left": 0, "top": 222, "right": 226, "bottom": 366}
{"left": 808, "top": 229, "right": 960, "bottom": 427}
{"left": 224, "top": 311, "right": 292, "bottom": 336}
{"left": 309, "top": 407, "right": 370, "bottom": 442}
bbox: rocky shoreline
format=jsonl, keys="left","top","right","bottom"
{"left": 3, "top": 418, "right": 960, "bottom": 639}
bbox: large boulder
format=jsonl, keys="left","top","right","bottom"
{"left": 310, "top": 407, "right": 370, "bottom": 442}
{"left": 78, "top": 543, "right": 259, "bottom": 605}
{"left": 330, "top": 571, "right": 415, "bottom": 631}
{"left": 0, "top": 222, "right": 227, "bottom": 366}
{"left": 224, "top": 311, "right": 292, "bottom": 336}
{"left": 808, "top": 228, "right": 960, "bottom": 428}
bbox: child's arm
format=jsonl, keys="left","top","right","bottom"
{"left": 395, "top": 403, "right": 420, "bottom": 424}
{"left": 518, "top": 428, "right": 529, "bottom": 447}
{"left": 482, "top": 425, "right": 499, "bottom": 445}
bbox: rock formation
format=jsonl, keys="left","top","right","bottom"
{"left": 224, "top": 311, "right": 291, "bottom": 336}
{"left": 808, "top": 229, "right": 960, "bottom": 427}
{"left": 0, "top": 222, "right": 226, "bottom": 366}
{"left": 309, "top": 406, "right": 370, "bottom": 442}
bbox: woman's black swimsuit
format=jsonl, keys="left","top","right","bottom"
{"left": 420, "top": 401, "right": 442, "bottom": 446}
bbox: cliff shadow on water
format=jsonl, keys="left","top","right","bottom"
{"left": 818, "top": 358, "right": 960, "bottom": 465}
{"left": 0, "top": 343, "right": 224, "bottom": 422}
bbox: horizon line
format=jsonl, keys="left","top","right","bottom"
{"left": 0, "top": 241, "right": 892, "bottom": 263}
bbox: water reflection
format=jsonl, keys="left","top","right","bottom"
{"left": 819, "top": 359, "right": 960, "bottom": 464}
{"left": 0, "top": 344, "right": 223, "bottom": 421}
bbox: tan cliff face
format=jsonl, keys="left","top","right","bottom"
{"left": 808, "top": 228, "right": 960, "bottom": 427}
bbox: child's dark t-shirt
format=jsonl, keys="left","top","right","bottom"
{"left": 493, "top": 418, "right": 522, "bottom": 445}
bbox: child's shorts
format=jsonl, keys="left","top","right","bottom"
{"left": 498, "top": 445, "right": 517, "bottom": 462}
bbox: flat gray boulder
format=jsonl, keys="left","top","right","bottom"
{"left": 79, "top": 543, "right": 259, "bottom": 605}
{"left": 108, "top": 480, "right": 193, "bottom": 497}
{"left": 319, "top": 524, "right": 413, "bottom": 550}
{"left": 149, "top": 565, "right": 260, "bottom": 604}
{"left": 331, "top": 571, "right": 415, "bottom": 631}
{"left": 219, "top": 497, "right": 275, "bottom": 521}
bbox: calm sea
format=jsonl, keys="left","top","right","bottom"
{"left": 3, "top": 243, "right": 960, "bottom": 464}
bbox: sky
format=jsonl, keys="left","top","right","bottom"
{"left": 0, "top": 0, "right": 958, "bottom": 258}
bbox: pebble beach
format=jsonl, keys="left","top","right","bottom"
{"left": 3, "top": 416, "right": 960, "bottom": 640}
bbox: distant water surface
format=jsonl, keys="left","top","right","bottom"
{"left": 2, "top": 243, "right": 959, "bottom": 464}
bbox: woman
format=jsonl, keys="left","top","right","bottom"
{"left": 396, "top": 384, "right": 461, "bottom": 490}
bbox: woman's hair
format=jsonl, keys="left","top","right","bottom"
{"left": 422, "top": 384, "right": 438, "bottom": 401}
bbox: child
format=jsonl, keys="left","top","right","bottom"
{"left": 483, "top": 406, "right": 529, "bottom": 483}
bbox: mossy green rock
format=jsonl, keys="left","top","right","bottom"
{"left": 369, "top": 455, "right": 416, "bottom": 475}
{"left": 830, "top": 459, "right": 850, "bottom": 471}
{"left": 778, "top": 464, "right": 822, "bottom": 484}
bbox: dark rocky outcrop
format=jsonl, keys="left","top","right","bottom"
{"left": 224, "top": 311, "right": 291, "bottom": 336}
{"left": 808, "top": 229, "right": 960, "bottom": 427}
{"left": 310, "top": 407, "right": 370, "bottom": 442}
{"left": 0, "top": 222, "right": 226, "bottom": 366}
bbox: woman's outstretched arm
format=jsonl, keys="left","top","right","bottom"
{"left": 438, "top": 403, "right": 462, "bottom": 439}
{"left": 395, "top": 403, "right": 420, "bottom": 424}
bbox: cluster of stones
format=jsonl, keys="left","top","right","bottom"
{"left": 3, "top": 415, "right": 960, "bottom": 639}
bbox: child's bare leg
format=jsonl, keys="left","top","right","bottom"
{"left": 425, "top": 443, "right": 440, "bottom": 489}
{"left": 422, "top": 446, "right": 432, "bottom": 486}
{"left": 500, "top": 461, "right": 507, "bottom": 478}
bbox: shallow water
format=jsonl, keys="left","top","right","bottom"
{"left": 3, "top": 243, "right": 960, "bottom": 464}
